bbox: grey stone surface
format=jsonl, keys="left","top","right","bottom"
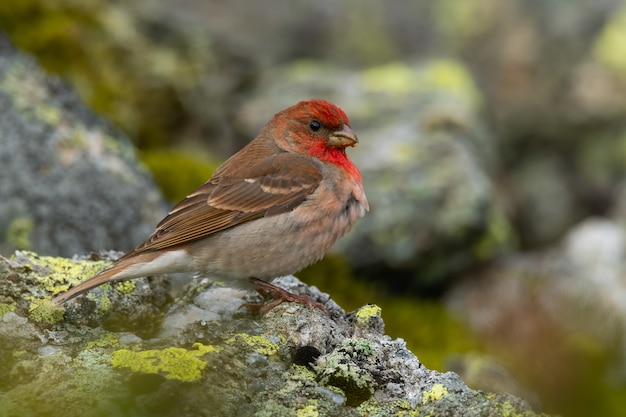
{"left": 0, "top": 33, "right": 166, "bottom": 258}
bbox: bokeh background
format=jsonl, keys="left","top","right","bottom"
{"left": 2, "top": 1, "right": 626, "bottom": 416}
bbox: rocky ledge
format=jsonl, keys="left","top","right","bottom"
{"left": 0, "top": 251, "right": 549, "bottom": 417}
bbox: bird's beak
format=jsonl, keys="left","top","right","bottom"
{"left": 329, "top": 124, "right": 358, "bottom": 148}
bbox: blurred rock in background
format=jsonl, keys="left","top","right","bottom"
{"left": 0, "top": 33, "right": 165, "bottom": 257}
{"left": 447, "top": 218, "right": 626, "bottom": 416}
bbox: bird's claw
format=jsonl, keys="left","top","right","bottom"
{"left": 242, "top": 277, "right": 329, "bottom": 315}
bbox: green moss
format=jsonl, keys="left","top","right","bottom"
{"left": 0, "top": 393, "right": 22, "bottom": 417}
{"left": 298, "top": 255, "right": 370, "bottom": 310}
{"left": 5, "top": 217, "right": 34, "bottom": 251}
{"left": 27, "top": 298, "right": 64, "bottom": 324}
{"left": 111, "top": 342, "right": 219, "bottom": 382}
{"left": 140, "top": 149, "right": 219, "bottom": 202}
{"left": 473, "top": 206, "right": 515, "bottom": 259}
{"left": 0, "top": 303, "right": 16, "bottom": 316}
{"left": 421, "top": 383, "right": 449, "bottom": 404}
{"left": 344, "top": 338, "right": 374, "bottom": 357}
{"left": 85, "top": 333, "right": 120, "bottom": 350}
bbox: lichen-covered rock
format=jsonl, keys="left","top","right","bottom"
{"left": 0, "top": 251, "right": 171, "bottom": 336}
{"left": 0, "top": 251, "right": 549, "bottom": 417}
{"left": 0, "top": 33, "right": 166, "bottom": 257}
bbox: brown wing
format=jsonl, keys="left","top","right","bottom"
{"left": 131, "top": 153, "right": 322, "bottom": 253}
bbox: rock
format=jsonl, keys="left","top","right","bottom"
{"left": 447, "top": 217, "right": 626, "bottom": 415}
{"left": 452, "top": 0, "right": 626, "bottom": 247}
{"left": 0, "top": 33, "right": 166, "bottom": 257}
{"left": 0, "top": 251, "right": 171, "bottom": 337}
{"left": 0, "top": 251, "right": 549, "bottom": 417}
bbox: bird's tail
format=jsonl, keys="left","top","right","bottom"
{"left": 51, "top": 259, "right": 138, "bottom": 305}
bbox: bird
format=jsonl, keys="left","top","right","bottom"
{"left": 51, "top": 99, "right": 368, "bottom": 311}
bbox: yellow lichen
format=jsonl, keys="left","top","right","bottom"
{"left": 419, "top": 60, "right": 481, "bottom": 107}
{"left": 115, "top": 280, "right": 136, "bottom": 295}
{"left": 111, "top": 342, "right": 219, "bottom": 382}
{"left": 362, "top": 62, "right": 418, "bottom": 94}
{"left": 421, "top": 383, "right": 449, "bottom": 404}
{"left": 492, "top": 398, "right": 539, "bottom": 417}
{"left": 1, "top": 63, "right": 62, "bottom": 124}
{"left": 296, "top": 400, "right": 320, "bottom": 417}
{"left": 0, "top": 303, "right": 16, "bottom": 316}
{"left": 361, "top": 60, "right": 480, "bottom": 108}
{"left": 228, "top": 333, "right": 281, "bottom": 356}
{"left": 11, "top": 251, "right": 109, "bottom": 295}
{"left": 140, "top": 149, "right": 219, "bottom": 202}
{"left": 593, "top": 5, "right": 626, "bottom": 72}
{"left": 291, "top": 364, "right": 317, "bottom": 379}
{"left": 27, "top": 298, "right": 65, "bottom": 324}
{"left": 85, "top": 333, "right": 120, "bottom": 350}
{"left": 89, "top": 291, "right": 112, "bottom": 313}
{"left": 393, "top": 400, "right": 419, "bottom": 416}
{"left": 6, "top": 217, "right": 34, "bottom": 250}
{"left": 354, "top": 304, "right": 382, "bottom": 327}
{"left": 357, "top": 398, "right": 419, "bottom": 416}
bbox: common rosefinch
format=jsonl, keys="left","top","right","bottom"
{"left": 52, "top": 100, "right": 368, "bottom": 311}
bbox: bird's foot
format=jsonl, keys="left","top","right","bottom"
{"left": 242, "top": 277, "right": 328, "bottom": 315}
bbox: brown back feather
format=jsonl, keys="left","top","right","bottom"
{"left": 128, "top": 151, "right": 322, "bottom": 255}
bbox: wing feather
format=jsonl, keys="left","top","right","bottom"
{"left": 131, "top": 153, "right": 322, "bottom": 253}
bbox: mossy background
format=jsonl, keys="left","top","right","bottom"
{"left": 2, "top": 1, "right": 626, "bottom": 416}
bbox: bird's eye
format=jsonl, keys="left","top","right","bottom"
{"left": 309, "top": 120, "right": 322, "bottom": 132}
